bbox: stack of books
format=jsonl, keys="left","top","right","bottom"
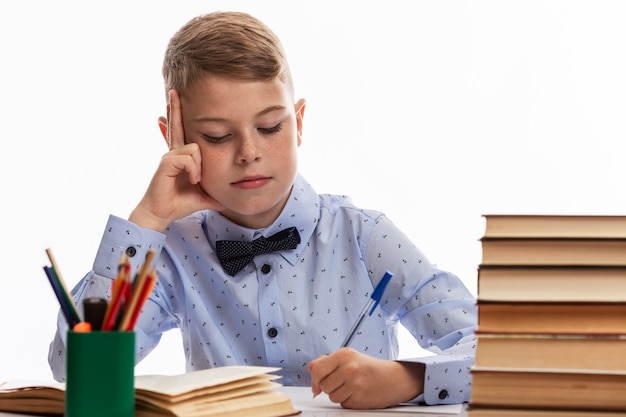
{"left": 468, "top": 214, "right": 626, "bottom": 417}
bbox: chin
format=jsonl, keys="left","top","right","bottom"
{"left": 223, "top": 199, "right": 284, "bottom": 227}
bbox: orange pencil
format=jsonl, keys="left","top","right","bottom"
{"left": 101, "top": 255, "right": 128, "bottom": 325}
{"left": 102, "top": 259, "right": 131, "bottom": 331}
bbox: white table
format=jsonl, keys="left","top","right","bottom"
{"left": 278, "top": 386, "right": 467, "bottom": 416}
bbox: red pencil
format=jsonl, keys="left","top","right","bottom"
{"left": 125, "top": 268, "right": 157, "bottom": 331}
{"left": 119, "top": 249, "right": 155, "bottom": 331}
{"left": 102, "top": 262, "right": 131, "bottom": 331}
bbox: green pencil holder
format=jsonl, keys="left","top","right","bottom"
{"left": 65, "top": 330, "right": 135, "bottom": 417}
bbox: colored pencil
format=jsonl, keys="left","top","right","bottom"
{"left": 43, "top": 265, "right": 79, "bottom": 329}
{"left": 45, "top": 248, "right": 81, "bottom": 325}
{"left": 118, "top": 249, "right": 155, "bottom": 331}
{"left": 125, "top": 267, "right": 157, "bottom": 331}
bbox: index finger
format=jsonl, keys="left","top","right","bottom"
{"left": 167, "top": 89, "right": 186, "bottom": 150}
{"left": 308, "top": 354, "right": 339, "bottom": 396}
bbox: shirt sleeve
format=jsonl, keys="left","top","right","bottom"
{"left": 364, "top": 214, "right": 477, "bottom": 405}
{"left": 47, "top": 215, "right": 170, "bottom": 382}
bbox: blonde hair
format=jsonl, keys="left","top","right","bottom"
{"left": 162, "top": 11, "right": 293, "bottom": 95}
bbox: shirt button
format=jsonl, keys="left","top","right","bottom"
{"left": 261, "top": 264, "right": 271, "bottom": 274}
{"left": 267, "top": 327, "right": 278, "bottom": 338}
{"left": 438, "top": 389, "right": 449, "bottom": 400}
{"left": 125, "top": 246, "right": 137, "bottom": 257}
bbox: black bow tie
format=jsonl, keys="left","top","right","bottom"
{"left": 216, "top": 227, "right": 301, "bottom": 276}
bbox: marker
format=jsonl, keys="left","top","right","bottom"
{"left": 340, "top": 271, "right": 394, "bottom": 348}
{"left": 83, "top": 297, "right": 108, "bottom": 331}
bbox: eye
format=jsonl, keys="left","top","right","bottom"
{"left": 201, "top": 133, "right": 231, "bottom": 144}
{"left": 258, "top": 123, "right": 282, "bottom": 135}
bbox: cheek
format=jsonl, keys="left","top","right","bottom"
{"left": 199, "top": 148, "right": 229, "bottom": 177}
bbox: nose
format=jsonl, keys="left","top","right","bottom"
{"left": 236, "top": 131, "right": 261, "bottom": 163}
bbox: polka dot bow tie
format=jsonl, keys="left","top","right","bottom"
{"left": 215, "top": 227, "right": 301, "bottom": 276}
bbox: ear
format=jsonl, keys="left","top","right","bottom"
{"left": 294, "top": 98, "right": 306, "bottom": 146}
{"left": 158, "top": 116, "right": 169, "bottom": 147}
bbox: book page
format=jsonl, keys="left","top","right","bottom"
{"left": 0, "top": 380, "right": 65, "bottom": 391}
{"left": 135, "top": 366, "right": 281, "bottom": 396}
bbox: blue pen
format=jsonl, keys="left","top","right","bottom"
{"left": 341, "top": 271, "right": 394, "bottom": 348}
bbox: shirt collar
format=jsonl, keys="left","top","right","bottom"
{"left": 204, "top": 173, "right": 319, "bottom": 267}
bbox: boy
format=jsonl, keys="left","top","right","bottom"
{"left": 48, "top": 11, "right": 477, "bottom": 409}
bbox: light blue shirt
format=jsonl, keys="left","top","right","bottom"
{"left": 49, "top": 173, "right": 477, "bottom": 405}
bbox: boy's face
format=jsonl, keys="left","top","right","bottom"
{"left": 177, "top": 75, "right": 305, "bottom": 229}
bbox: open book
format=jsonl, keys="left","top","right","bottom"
{"left": 0, "top": 366, "right": 299, "bottom": 417}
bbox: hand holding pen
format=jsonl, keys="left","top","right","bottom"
{"left": 308, "top": 271, "right": 394, "bottom": 405}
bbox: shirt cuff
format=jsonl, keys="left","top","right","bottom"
{"left": 400, "top": 353, "right": 474, "bottom": 405}
{"left": 93, "top": 214, "right": 166, "bottom": 278}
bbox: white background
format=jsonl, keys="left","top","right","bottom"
{"left": 1, "top": 1, "right": 625, "bottom": 381}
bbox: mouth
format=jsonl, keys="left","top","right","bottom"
{"left": 231, "top": 176, "right": 272, "bottom": 190}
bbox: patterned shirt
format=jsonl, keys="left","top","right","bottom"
{"left": 48, "top": 173, "right": 477, "bottom": 405}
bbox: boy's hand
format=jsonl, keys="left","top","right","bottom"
{"left": 129, "top": 90, "right": 224, "bottom": 232}
{"left": 308, "top": 348, "right": 424, "bottom": 409}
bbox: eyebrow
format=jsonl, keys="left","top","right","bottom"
{"left": 193, "top": 105, "right": 286, "bottom": 123}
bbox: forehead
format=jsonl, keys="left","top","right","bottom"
{"left": 180, "top": 75, "right": 294, "bottom": 119}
